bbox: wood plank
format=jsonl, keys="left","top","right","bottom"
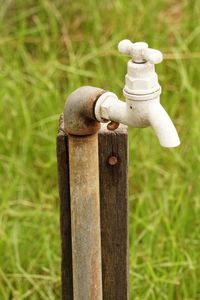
{"left": 57, "top": 120, "right": 73, "bottom": 300}
{"left": 98, "top": 124, "right": 129, "bottom": 300}
{"left": 57, "top": 120, "right": 128, "bottom": 300}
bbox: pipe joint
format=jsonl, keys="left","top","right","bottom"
{"left": 64, "top": 86, "right": 106, "bottom": 136}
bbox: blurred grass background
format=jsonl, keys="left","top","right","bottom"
{"left": 0, "top": 0, "right": 199, "bottom": 299}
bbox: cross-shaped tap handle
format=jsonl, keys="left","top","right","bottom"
{"left": 118, "top": 39, "right": 163, "bottom": 64}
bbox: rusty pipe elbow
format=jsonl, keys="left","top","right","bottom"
{"left": 64, "top": 86, "right": 106, "bottom": 135}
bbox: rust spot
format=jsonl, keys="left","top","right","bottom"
{"left": 107, "top": 121, "right": 119, "bottom": 131}
{"left": 108, "top": 156, "right": 118, "bottom": 166}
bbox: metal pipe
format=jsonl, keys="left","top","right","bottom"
{"left": 68, "top": 134, "right": 102, "bottom": 300}
{"left": 64, "top": 86, "right": 106, "bottom": 300}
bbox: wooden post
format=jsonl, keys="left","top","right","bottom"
{"left": 57, "top": 119, "right": 128, "bottom": 300}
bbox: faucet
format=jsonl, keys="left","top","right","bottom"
{"left": 95, "top": 39, "right": 180, "bottom": 147}
{"left": 62, "top": 40, "right": 181, "bottom": 299}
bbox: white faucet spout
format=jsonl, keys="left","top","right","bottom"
{"left": 148, "top": 103, "right": 180, "bottom": 148}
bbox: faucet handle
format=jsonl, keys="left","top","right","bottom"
{"left": 118, "top": 39, "right": 163, "bottom": 64}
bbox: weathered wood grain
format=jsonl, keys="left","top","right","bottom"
{"left": 57, "top": 127, "right": 73, "bottom": 300}
{"left": 98, "top": 124, "right": 128, "bottom": 300}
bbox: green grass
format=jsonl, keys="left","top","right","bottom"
{"left": 0, "top": 0, "right": 199, "bottom": 298}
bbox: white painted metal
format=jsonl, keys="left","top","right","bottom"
{"left": 95, "top": 39, "right": 180, "bottom": 148}
{"left": 118, "top": 39, "right": 163, "bottom": 64}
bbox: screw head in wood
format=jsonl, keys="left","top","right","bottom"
{"left": 108, "top": 156, "right": 118, "bottom": 166}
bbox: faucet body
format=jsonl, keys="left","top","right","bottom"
{"left": 95, "top": 92, "right": 180, "bottom": 148}
{"left": 95, "top": 40, "right": 180, "bottom": 148}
